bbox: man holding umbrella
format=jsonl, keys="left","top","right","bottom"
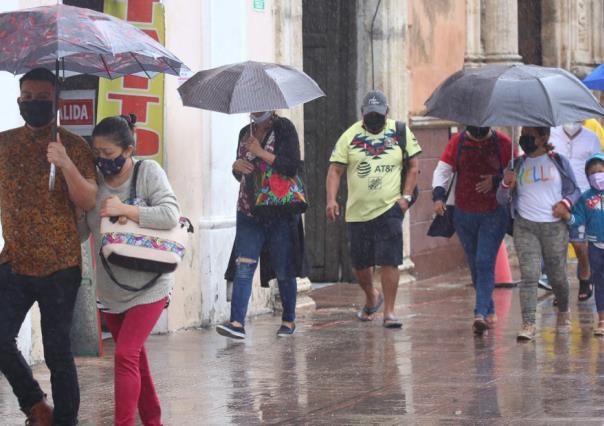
{"left": 0, "top": 68, "right": 97, "bottom": 425}
{"left": 326, "top": 90, "right": 421, "bottom": 328}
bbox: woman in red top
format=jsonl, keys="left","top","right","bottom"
{"left": 432, "top": 126, "right": 512, "bottom": 335}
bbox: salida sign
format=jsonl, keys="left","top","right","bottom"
{"left": 61, "top": 100, "right": 93, "bottom": 125}
{"left": 59, "top": 90, "right": 96, "bottom": 136}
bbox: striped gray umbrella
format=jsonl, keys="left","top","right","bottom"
{"left": 177, "top": 61, "right": 325, "bottom": 113}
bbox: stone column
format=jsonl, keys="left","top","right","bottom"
{"left": 572, "top": 0, "right": 596, "bottom": 77}
{"left": 541, "top": 0, "right": 569, "bottom": 68}
{"left": 272, "top": 0, "right": 315, "bottom": 313}
{"left": 464, "top": 0, "right": 484, "bottom": 68}
{"left": 482, "top": 0, "right": 522, "bottom": 64}
{"left": 356, "top": 0, "right": 415, "bottom": 283}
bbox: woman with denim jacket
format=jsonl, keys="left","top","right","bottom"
{"left": 497, "top": 127, "right": 580, "bottom": 341}
{"left": 216, "top": 111, "right": 306, "bottom": 340}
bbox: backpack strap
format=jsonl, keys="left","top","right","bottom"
{"left": 395, "top": 121, "right": 407, "bottom": 156}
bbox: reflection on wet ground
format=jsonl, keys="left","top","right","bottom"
{"left": 2, "top": 268, "right": 604, "bottom": 425}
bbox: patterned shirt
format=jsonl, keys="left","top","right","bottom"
{"left": 0, "top": 125, "right": 96, "bottom": 276}
{"left": 237, "top": 128, "right": 276, "bottom": 217}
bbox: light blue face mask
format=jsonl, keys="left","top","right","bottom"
{"left": 250, "top": 111, "right": 273, "bottom": 124}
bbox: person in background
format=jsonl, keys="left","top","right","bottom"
{"left": 561, "top": 153, "right": 604, "bottom": 336}
{"left": 497, "top": 127, "right": 580, "bottom": 341}
{"left": 432, "top": 125, "right": 512, "bottom": 335}
{"left": 217, "top": 111, "right": 306, "bottom": 339}
{"left": 549, "top": 123, "right": 602, "bottom": 301}
{"left": 327, "top": 90, "right": 421, "bottom": 328}
{"left": 584, "top": 118, "right": 604, "bottom": 149}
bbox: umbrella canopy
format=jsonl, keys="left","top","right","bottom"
{"left": 584, "top": 64, "right": 604, "bottom": 91}
{"left": 177, "top": 60, "right": 325, "bottom": 114}
{"left": 425, "top": 64, "right": 604, "bottom": 127}
{"left": 0, "top": 4, "right": 188, "bottom": 78}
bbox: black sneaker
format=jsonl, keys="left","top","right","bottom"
{"left": 216, "top": 322, "right": 245, "bottom": 339}
{"left": 277, "top": 324, "right": 295, "bottom": 337}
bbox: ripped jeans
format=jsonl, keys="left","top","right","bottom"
{"left": 230, "top": 212, "right": 297, "bottom": 325}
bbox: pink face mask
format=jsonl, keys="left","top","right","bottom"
{"left": 589, "top": 172, "right": 604, "bottom": 191}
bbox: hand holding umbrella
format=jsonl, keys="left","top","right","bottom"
{"left": 47, "top": 132, "right": 72, "bottom": 172}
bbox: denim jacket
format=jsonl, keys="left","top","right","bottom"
{"left": 496, "top": 153, "right": 581, "bottom": 218}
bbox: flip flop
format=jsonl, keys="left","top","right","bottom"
{"left": 355, "top": 293, "right": 384, "bottom": 321}
{"left": 383, "top": 316, "right": 403, "bottom": 328}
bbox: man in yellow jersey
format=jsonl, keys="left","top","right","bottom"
{"left": 326, "top": 90, "right": 421, "bottom": 328}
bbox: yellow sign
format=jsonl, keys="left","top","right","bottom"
{"left": 97, "top": 0, "right": 166, "bottom": 165}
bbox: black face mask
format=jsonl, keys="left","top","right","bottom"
{"left": 466, "top": 126, "right": 491, "bottom": 140}
{"left": 363, "top": 113, "right": 386, "bottom": 134}
{"left": 19, "top": 100, "right": 55, "bottom": 128}
{"left": 519, "top": 135, "right": 539, "bottom": 154}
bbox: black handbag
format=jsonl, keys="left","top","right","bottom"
{"left": 427, "top": 178, "right": 456, "bottom": 238}
{"left": 427, "top": 132, "right": 465, "bottom": 239}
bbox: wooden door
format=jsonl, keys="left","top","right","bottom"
{"left": 302, "top": 0, "right": 357, "bottom": 282}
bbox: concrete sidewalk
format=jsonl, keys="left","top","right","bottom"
{"left": 2, "top": 268, "right": 604, "bottom": 425}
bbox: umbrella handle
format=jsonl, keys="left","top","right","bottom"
{"left": 49, "top": 59, "right": 61, "bottom": 191}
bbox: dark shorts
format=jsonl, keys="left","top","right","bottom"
{"left": 347, "top": 203, "right": 404, "bottom": 269}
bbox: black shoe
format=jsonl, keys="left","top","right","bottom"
{"left": 216, "top": 322, "right": 246, "bottom": 339}
{"left": 277, "top": 324, "right": 295, "bottom": 337}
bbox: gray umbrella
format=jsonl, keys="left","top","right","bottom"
{"left": 178, "top": 60, "right": 325, "bottom": 113}
{"left": 425, "top": 64, "right": 604, "bottom": 127}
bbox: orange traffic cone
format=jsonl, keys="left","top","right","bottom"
{"left": 495, "top": 242, "right": 516, "bottom": 288}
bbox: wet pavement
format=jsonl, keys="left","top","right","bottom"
{"left": 2, "top": 268, "right": 604, "bottom": 425}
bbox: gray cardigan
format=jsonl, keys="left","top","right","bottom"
{"left": 84, "top": 159, "right": 181, "bottom": 314}
{"left": 496, "top": 153, "right": 581, "bottom": 218}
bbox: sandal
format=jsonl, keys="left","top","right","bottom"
{"left": 578, "top": 279, "right": 593, "bottom": 302}
{"left": 383, "top": 316, "right": 403, "bottom": 329}
{"left": 594, "top": 321, "right": 604, "bottom": 336}
{"left": 355, "top": 293, "right": 384, "bottom": 321}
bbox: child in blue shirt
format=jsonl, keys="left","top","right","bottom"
{"left": 562, "top": 153, "right": 604, "bottom": 335}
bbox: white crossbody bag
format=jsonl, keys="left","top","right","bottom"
{"left": 99, "top": 160, "right": 194, "bottom": 292}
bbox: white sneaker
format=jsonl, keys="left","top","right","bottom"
{"left": 517, "top": 323, "right": 536, "bottom": 341}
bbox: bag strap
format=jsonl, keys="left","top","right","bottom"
{"left": 444, "top": 132, "right": 466, "bottom": 202}
{"left": 100, "top": 250, "right": 162, "bottom": 292}
{"left": 395, "top": 121, "right": 407, "bottom": 160}
{"left": 129, "top": 159, "right": 145, "bottom": 200}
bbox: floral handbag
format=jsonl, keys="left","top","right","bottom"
{"left": 254, "top": 162, "right": 308, "bottom": 214}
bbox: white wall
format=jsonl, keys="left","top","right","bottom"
{"left": 163, "top": 0, "right": 277, "bottom": 328}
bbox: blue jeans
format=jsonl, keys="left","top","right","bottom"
{"left": 589, "top": 244, "right": 604, "bottom": 312}
{"left": 454, "top": 206, "right": 508, "bottom": 317}
{"left": 230, "top": 212, "right": 297, "bottom": 325}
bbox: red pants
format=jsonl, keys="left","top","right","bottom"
{"left": 104, "top": 298, "right": 166, "bottom": 426}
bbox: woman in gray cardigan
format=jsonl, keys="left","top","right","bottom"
{"left": 85, "top": 114, "right": 180, "bottom": 426}
{"left": 497, "top": 126, "right": 580, "bottom": 342}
